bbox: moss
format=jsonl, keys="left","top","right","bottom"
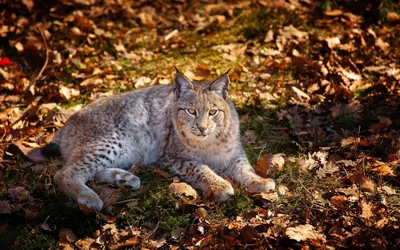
{"left": 116, "top": 185, "right": 192, "bottom": 233}
{"left": 114, "top": 168, "right": 193, "bottom": 233}
{"left": 220, "top": 188, "right": 254, "bottom": 219}
{"left": 12, "top": 227, "right": 57, "bottom": 250}
{"left": 316, "top": 177, "right": 339, "bottom": 190}
{"left": 61, "top": 95, "right": 89, "bottom": 109}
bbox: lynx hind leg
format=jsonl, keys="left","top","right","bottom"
{"left": 94, "top": 168, "right": 141, "bottom": 189}
{"left": 54, "top": 169, "right": 104, "bottom": 211}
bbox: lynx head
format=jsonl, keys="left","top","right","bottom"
{"left": 172, "top": 69, "right": 231, "bottom": 146}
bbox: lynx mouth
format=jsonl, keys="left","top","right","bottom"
{"left": 193, "top": 132, "right": 209, "bottom": 140}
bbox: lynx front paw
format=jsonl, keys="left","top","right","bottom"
{"left": 247, "top": 178, "right": 275, "bottom": 193}
{"left": 116, "top": 174, "right": 141, "bottom": 190}
{"left": 77, "top": 194, "right": 104, "bottom": 211}
{"left": 210, "top": 182, "right": 234, "bottom": 202}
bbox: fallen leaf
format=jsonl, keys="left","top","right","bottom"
{"left": 138, "top": 12, "right": 156, "bottom": 28}
{"left": 152, "top": 168, "right": 173, "bottom": 179}
{"left": 169, "top": 182, "right": 198, "bottom": 204}
{"left": 361, "top": 178, "right": 375, "bottom": 193}
{"left": 278, "top": 185, "right": 289, "bottom": 196}
{"left": 258, "top": 191, "right": 279, "bottom": 202}
{"left": 286, "top": 224, "right": 326, "bottom": 242}
{"left": 316, "top": 161, "right": 339, "bottom": 179}
{"left": 75, "top": 238, "right": 96, "bottom": 250}
{"left": 336, "top": 185, "right": 358, "bottom": 196}
{"left": 325, "top": 9, "right": 343, "bottom": 16}
{"left": 193, "top": 64, "right": 211, "bottom": 81}
{"left": 325, "top": 37, "right": 341, "bottom": 49}
{"left": 387, "top": 12, "right": 400, "bottom": 22}
{"left": 59, "top": 86, "right": 80, "bottom": 100}
{"left": 359, "top": 200, "right": 373, "bottom": 219}
{"left": 8, "top": 186, "right": 29, "bottom": 201}
{"left": 298, "top": 153, "right": 317, "bottom": 172}
{"left": 371, "top": 164, "right": 395, "bottom": 176}
{"left": 330, "top": 195, "right": 347, "bottom": 208}
{"left": 256, "top": 153, "right": 285, "bottom": 176}
{"left": 0, "top": 200, "right": 11, "bottom": 214}
{"left": 91, "top": 183, "right": 121, "bottom": 208}
{"left": 59, "top": 228, "right": 78, "bottom": 243}
{"left": 381, "top": 185, "right": 396, "bottom": 195}
{"left": 375, "top": 37, "right": 390, "bottom": 54}
{"left": 213, "top": 15, "right": 226, "bottom": 25}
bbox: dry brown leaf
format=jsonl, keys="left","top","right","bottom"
{"left": 193, "top": 64, "right": 211, "bottom": 81}
{"left": 0, "top": 200, "right": 12, "bottom": 214}
{"left": 152, "top": 168, "right": 173, "bottom": 179}
{"left": 228, "top": 221, "right": 242, "bottom": 230}
{"left": 376, "top": 218, "right": 388, "bottom": 229}
{"left": 286, "top": 224, "right": 326, "bottom": 242}
{"left": 325, "top": 37, "right": 341, "bottom": 49}
{"left": 387, "top": 12, "right": 400, "bottom": 22}
{"left": 330, "top": 195, "right": 347, "bottom": 208}
{"left": 278, "top": 185, "right": 289, "bottom": 196}
{"left": 22, "top": 0, "right": 34, "bottom": 11}
{"left": 258, "top": 191, "right": 279, "bottom": 202}
{"left": 169, "top": 182, "right": 198, "bottom": 204}
{"left": 75, "top": 237, "right": 96, "bottom": 250}
{"left": 375, "top": 37, "right": 390, "bottom": 54}
{"left": 336, "top": 185, "right": 358, "bottom": 196}
{"left": 91, "top": 183, "right": 121, "bottom": 208}
{"left": 316, "top": 161, "right": 339, "bottom": 179}
{"left": 213, "top": 15, "right": 226, "bottom": 25}
{"left": 381, "top": 185, "right": 396, "bottom": 195}
{"left": 138, "top": 12, "right": 156, "bottom": 28}
{"left": 80, "top": 77, "right": 103, "bottom": 87}
{"left": 59, "top": 86, "right": 80, "bottom": 100}
{"left": 255, "top": 153, "right": 285, "bottom": 177}
{"left": 298, "top": 154, "right": 317, "bottom": 172}
{"left": 8, "top": 186, "right": 29, "bottom": 201}
{"left": 325, "top": 9, "right": 343, "bottom": 16}
{"left": 359, "top": 200, "right": 373, "bottom": 219}
{"left": 292, "top": 86, "right": 310, "bottom": 100}
{"left": 361, "top": 178, "right": 375, "bottom": 193}
{"left": 371, "top": 164, "right": 395, "bottom": 176}
{"left": 59, "top": 228, "right": 78, "bottom": 244}
{"left": 368, "top": 117, "right": 392, "bottom": 132}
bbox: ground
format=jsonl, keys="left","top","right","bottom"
{"left": 1, "top": 0, "right": 400, "bottom": 249}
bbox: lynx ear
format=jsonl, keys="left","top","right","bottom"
{"left": 209, "top": 70, "right": 230, "bottom": 100}
{"left": 174, "top": 69, "right": 194, "bottom": 99}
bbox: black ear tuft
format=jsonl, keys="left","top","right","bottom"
{"left": 174, "top": 71, "right": 194, "bottom": 99}
{"left": 209, "top": 71, "right": 230, "bottom": 100}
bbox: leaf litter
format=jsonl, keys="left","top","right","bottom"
{"left": 1, "top": 0, "right": 400, "bottom": 249}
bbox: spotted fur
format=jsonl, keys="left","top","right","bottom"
{"left": 45, "top": 70, "right": 275, "bottom": 210}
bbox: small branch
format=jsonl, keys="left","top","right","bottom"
{"left": 31, "top": 25, "right": 50, "bottom": 83}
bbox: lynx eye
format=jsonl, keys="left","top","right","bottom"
{"left": 186, "top": 108, "right": 197, "bottom": 116}
{"left": 208, "top": 109, "right": 218, "bottom": 116}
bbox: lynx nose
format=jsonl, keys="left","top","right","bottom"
{"left": 198, "top": 126, "right": 206, "bottom": 134}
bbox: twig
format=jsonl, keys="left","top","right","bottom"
{"left": 31, "top": 25, "right": 50, "bottom": 83}
{"left": 113, "top": 198, "right": 139, "bottom": 205}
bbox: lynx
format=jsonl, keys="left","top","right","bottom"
{"left": 30, "top": 69, "right": 275, "bottom": 211}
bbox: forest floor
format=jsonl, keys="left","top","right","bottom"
{"left": 1, "top": 0, "right": 400, "bottom": 249}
